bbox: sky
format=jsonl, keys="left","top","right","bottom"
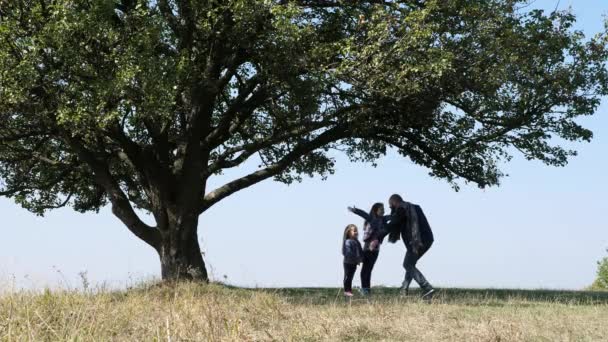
{"left": 1, "top": 0, "right": 607, "bottom": 291}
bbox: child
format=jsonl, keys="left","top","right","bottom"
{"left": 348, "top": 203, "right": 390, "bottom": 295}
{"left": 342, "top": 224, "right": 363, "bottom": 297}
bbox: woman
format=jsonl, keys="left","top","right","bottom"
{"left": 347, "top": 203, "right": 390, "bottom": 295}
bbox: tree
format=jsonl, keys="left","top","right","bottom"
{"left": 1, "top": 0, "right": 607, "bottom": 281}
{"left": 591, "top": 249, "right": 608, "bottom": 291}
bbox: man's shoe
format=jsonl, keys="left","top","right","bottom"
{"left": 421, "top": 288, "right": 436, "bottom": 300}
{"left": 359, "top": 288, "right": 371, "bottom": 296}
{"left": 400, "top": 279, "right": 412, "bottom": 295}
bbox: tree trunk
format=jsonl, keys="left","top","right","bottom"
{"left": 158, "top": 216, "right": 208, "bottom": 282}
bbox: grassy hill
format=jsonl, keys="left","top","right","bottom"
{"left": 1, "top": 283, "right": 607, "bottom": 341}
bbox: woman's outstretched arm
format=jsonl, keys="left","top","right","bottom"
{"left": 347, "top": 206, "right": 370, "bottom": 221}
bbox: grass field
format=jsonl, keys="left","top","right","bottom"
{"left": 1, "top": 282, "right": 607, "bottom": 341}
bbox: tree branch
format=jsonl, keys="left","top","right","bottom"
{"left": 0, "top": 130, "right": 50, "bottom": 143}
{"left": 281, "top": 0, "right": 391, "bottom": 7}
{"left": 0, "top": 166, "right": 72, "bottom": 197}
{"left": 201, "top": 125, "right": 349, "bottom": 212}
{"left": 106, "top": 125, "right": 153, "bottom": 190}
{"left": 158, "top": 0, "right": 180, "bottom": 35}
{"left": 205, "top": 119, "right": 338, "bottom": 176}
{"left": 203, "top": 78, "right": 266, "bottom": 149}
{"left": 38, "top": 192, "right": 73, "bottom": 211}
{"left": 376, "top": 131, "right": 495, "bottom": 186}
{"left": 66, "top": 136, "right": 161, "bottom": 250}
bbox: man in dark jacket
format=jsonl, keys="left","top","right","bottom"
{"left": 386, "top": 194, "right": 435, "bottom": 299}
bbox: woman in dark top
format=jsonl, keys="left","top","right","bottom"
{"left": 348, "top": 203, "right": 390, "bottom": 295}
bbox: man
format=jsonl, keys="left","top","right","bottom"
{"left": 386, "top": 194, "right": 435, "bottom": 299}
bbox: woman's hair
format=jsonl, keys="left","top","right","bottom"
{"left": 363, "top": 202, "right": 384, "bottom": 231}
{"left": 369, "top": 203, "right": 384, "bottom": 219}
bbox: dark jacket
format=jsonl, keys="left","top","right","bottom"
{"left": 386, "top": 201, "right": 434, "bottom": 249}
{"left": 350, "top": 208, "right": 391, "bottom": 250}
{"left": 342, "top": 238, "right": 363, "bottom": 265}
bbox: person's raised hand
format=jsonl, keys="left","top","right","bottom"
{"left": 347, "top": 206, "right": 355, "bottom": 212}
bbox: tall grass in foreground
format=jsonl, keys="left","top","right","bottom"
{"left": 1, "top": 282, "right": 607, "bottom": 341}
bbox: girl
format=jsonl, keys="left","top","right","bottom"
{"left": 342, "top": 224, "right": 363, "bottom": 297}
{"left": 348, "top": 203, "right": 390, "bottom": 295}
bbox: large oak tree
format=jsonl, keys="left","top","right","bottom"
{"left": 1, "top": 0, "right": 607, "bottom": 281}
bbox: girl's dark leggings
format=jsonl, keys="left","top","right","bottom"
{"left": 361, "top": 249, "right": 379, "bottom": 289}
{"left": 343, "top": 263, "right": 357, "bottom": 292}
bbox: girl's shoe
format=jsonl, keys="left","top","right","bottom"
{"left": 344, "top": 291, "right": 354, "bottom": 297}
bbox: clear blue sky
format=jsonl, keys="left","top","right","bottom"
{"left": 1, "top": 0, "right": 607, "bottom": 291}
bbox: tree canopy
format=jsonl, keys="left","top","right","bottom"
{"left": 1, "top": 0, "right": 607, "bottom": 280}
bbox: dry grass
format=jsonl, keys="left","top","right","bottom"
{"left": 0, "top": 283, "right": 607, "bottom": 341}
